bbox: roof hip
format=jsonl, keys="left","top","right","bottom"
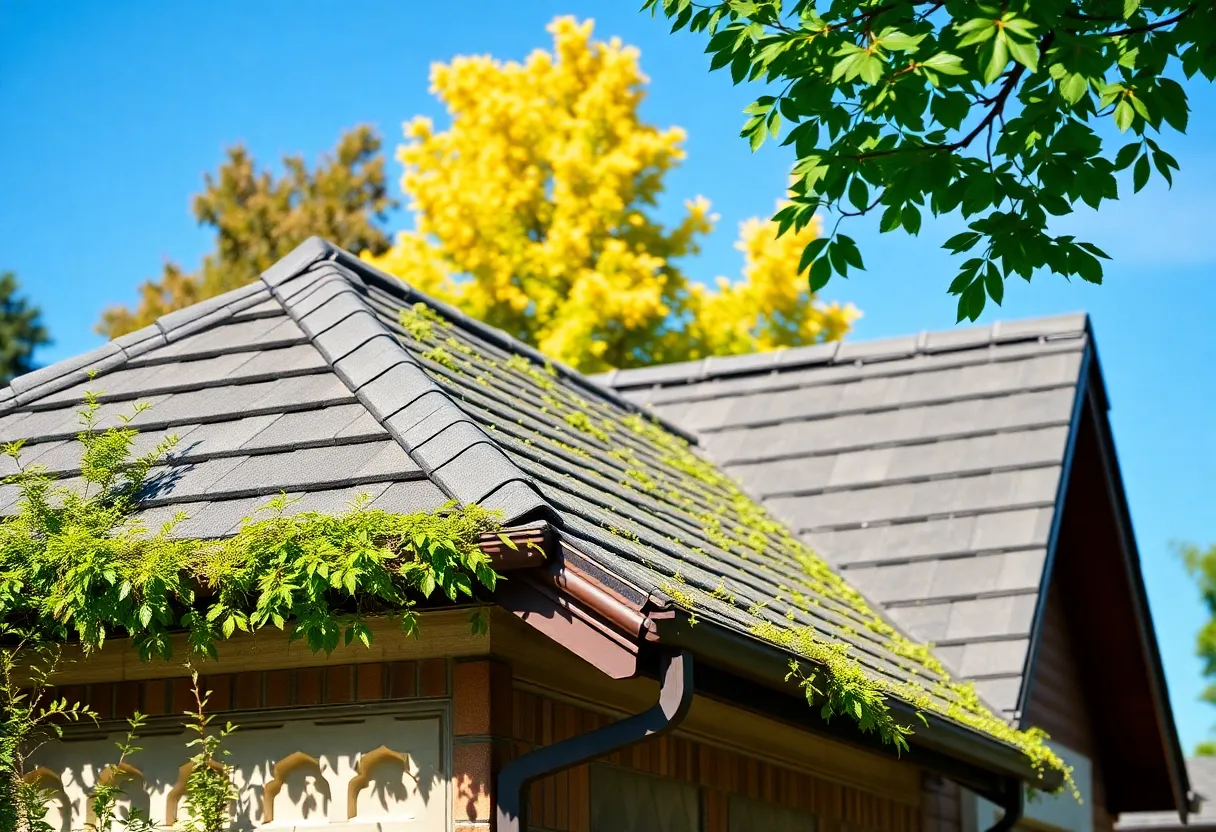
{"left": 260, "top": 237, "right": 557, "bottom": 526}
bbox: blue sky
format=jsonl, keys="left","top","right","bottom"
{"left": 3, "top": 1, "right": 1214, "bottom": 750}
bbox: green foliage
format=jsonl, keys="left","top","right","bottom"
{"left": 181, "top": 669, "right": 237, "bottom": 832}
{"left": 1181, "top": 541, "right": 1216, "bottom": 742}
{"left": 0, "top": 395, "right": 501, "bottom": 663}
{"left": 0, "top": 272, "right": 51, "bottom": 386}
{"left": 647, "top": 0, "right": 1209, "bottom": 320}
{"left": 0, "top": 628, "right": 94, "bottom": 832}
{"left": 1197, "top": 740, "right": 1216, "bottom": 756}
{"left": 89, "top": 715, "right": 157, "bottom": 832}
{"left": 98, "top": 126, "right": 398, "bottom": 338}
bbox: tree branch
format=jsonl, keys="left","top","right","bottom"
{"left": 1097, "top": 4, "right": 1197, "bottom": 37}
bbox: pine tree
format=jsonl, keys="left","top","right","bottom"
{"left": 0, "top": 272, "right": 51, "bottom": 386}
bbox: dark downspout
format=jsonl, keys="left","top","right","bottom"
{"left": 987, "top": 779, "right": 1024, "bottom": 832}
{"left": 496, "top": 650, "right": 694, "bottom": 832}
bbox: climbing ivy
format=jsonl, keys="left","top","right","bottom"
{"left": 0, "top": 393, "right": 502, "bottom": 661}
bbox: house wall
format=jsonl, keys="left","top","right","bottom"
{"left": 486, "top": 615, "right": 939, "bottom": 832}
{"left": 1022, "top": 581, "right": 1114, "bottom": 832}
{"left": 31, "top": 658, "right": 474, "bottom": 832}
{"left": 503, "top": 684, "right": 926, "bottom": 832}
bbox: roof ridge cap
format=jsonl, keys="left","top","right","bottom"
{"left": 261, "top": 240, "right": 558, "bottom": 525}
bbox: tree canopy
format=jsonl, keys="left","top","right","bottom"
{"left": 97, "top": 126, "right": 397, "bottom": 338}
{"left": 366, "top": 17, "right": 857, "bottom": 373}
{"left": 0, "top": 272, "right": 51, "bottom": 386}
{"left": 648, "top": 0, "right": 1209, "bottom": 320}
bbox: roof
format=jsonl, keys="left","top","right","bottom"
{"left": 599, "top": 315, "right": 1090, "bottom": 718}
{"left": 599, "top": 313, "right": 1191, "bottom": 815}
{"left": 0, "top": 237, "right": 1044, "bottom": 786}
{"left": 1120, "top": 758, "right": 1216, "bottom": 830}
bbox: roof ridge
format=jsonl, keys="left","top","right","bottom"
{"left": 313, "top": 240, "right": 701, "bottom": 445}
{"left": 259, "top": 238, "right": 558, "bottom": 526}
{"left": 600, "top": 312, "right": 1092, "bottom": 390}
{"left": 0, "top": 281, "right": 271, "bottom": 415}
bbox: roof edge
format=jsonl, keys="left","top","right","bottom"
{"left": 1082, "top": 322, "right": 1191, "bottom": 822}
{"left": 258, "top": 239, "right": 559, "bottom": 527}
{"left": 0, "top": 281, "right": 271, "bottom": 414}
{"left": 600, "top": 312, "right": 1092, "bottom": 390}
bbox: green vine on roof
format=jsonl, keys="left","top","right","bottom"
{"left": 616, "top": 408, "right": 1075, "bottom": 796}
{"left": 0, "top": 393, "right": 501, "bottom": 661}
{"left": 399, "top": 300, "right": 1071, "bottom": 793}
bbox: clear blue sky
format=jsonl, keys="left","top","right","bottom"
{"left": 3, "top": 1, "right": 1214, "bottom": 751}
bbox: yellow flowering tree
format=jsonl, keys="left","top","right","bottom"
{"left": 367, "top": 17, "right": 857, "bottom": 373}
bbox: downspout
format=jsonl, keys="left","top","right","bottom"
{"left": 495, "top": 650, "right": 694, "bottom": 832}
{"left": 987, "top": 779, "right": 1024, "bottom": 832}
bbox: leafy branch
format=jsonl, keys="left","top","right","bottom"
{"left": 648, "top": 0, "right": 1208, "bottom": 320}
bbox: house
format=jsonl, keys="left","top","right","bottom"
{"left": 1, "top": 237, "right": 1184, "bottom": 832}
{"left": 599, "top": 312, "right": 1191, "bottom": 832}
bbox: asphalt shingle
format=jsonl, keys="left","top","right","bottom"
{"left": 605, "top": 312, "right": 1089, "bottom": 715}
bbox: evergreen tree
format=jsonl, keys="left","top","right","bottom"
{"left": 98, "top": 126, "right": 396, "bottom": 338}
{"left": 0, "top": 272, "right": 50, "bottom": 386}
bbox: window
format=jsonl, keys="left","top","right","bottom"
{"left": 728, "top": 793, "right": 818, "bottom": 832}
{"left": 589, "top": 764, "right": 700, "bottom": 832}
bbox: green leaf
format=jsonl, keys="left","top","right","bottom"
{"left": 931, "top": 91, "right": 970, "bottom": 130}
{"left": 983, "top": 262, "right": 1004, "bottom": 305}
{"left": 922, "top": 52, "right": 966, "bottom": 75}
{"left": 858, "top": 55, "right": 885, "bottom": 85}
{"left": 1060, "top": 72, "right": 1088, "bottom": 105}
{"left": 1114, "top": 142, "right": 1140, "bottom": 170}
{"left": 848, "top": 177, "right": 870, "bottom": 211}
{"left": 797, "top": 238, "right": 830, "bottom": 274}
{"left": 1006, "top": 37, "right": 1038, "bottom": 73}
{"left": 957, "top": 19, "right": 997, "bottom": 48}
{"left": 880, "top": 30, "right": 926, "bottom": 52}
{"left": 808, "top": 255, "right": 832, "bottom": 291}
{"left": 983, "top": 35, "right": 1009, "bottom": 86}
{"left": 880, "top": 204, "right": 903, "bottom": 232}
{"left": 943, "top": 232, "right": 982, "bottom": 253}
{"left": 1133, "top": 154, "right": 1151, "bottom": 192}
{"left": 902, "top": 204, "right": 923, "bottom": 235}
{"left": 1123, "top": 0, "right": 1140, "bottom": 17}
{"left": 1114, "top": 98, "right": 1134, "bottom": 132}
{"left": 836, "top": 234, "right": 865, "bottom": 270}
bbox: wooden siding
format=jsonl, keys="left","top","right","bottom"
{"left": 509, "top": 686, "right": 923, "bottom": 832}
{"left": 1023, "top": 582, "right": 1114, "bottom": 832}
{"left": 47, "top": 658, "right": 450, "bottom": 718}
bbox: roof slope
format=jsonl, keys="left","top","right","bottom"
{"left": 0, "top": 238, "right": 1024, "bottom": 758}
{"left": 599, "top": 316, "right": 1089, "bottom": 717}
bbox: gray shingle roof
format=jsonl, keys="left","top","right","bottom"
{"left": 0, "top": 237, "right": 1010, "bottom": 747}
{"left": 598, "top": 314, "right": 1090, "bottom": 718}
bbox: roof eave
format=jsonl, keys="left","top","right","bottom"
{"left": 645, "top": 605, "right": 1060, "bottom": 799}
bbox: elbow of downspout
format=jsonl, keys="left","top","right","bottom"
{"left": 495, "top": 650, "right": 694, "bottom": 832}
{"left": 986, "top": 779, "right": 1024, "bottom": 832}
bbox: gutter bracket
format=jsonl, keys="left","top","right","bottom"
{"left": 495, "top": 650, "right": 694, "bottom": 832}
{"left": 986, "top": 778, "right": 1024, "bottom": 832}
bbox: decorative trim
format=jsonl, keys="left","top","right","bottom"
{"left": 262, "top": 751, "right": 324, "bottom": 824}
{"left": 347, "top": 745, "right": 415, "bottom": 819}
